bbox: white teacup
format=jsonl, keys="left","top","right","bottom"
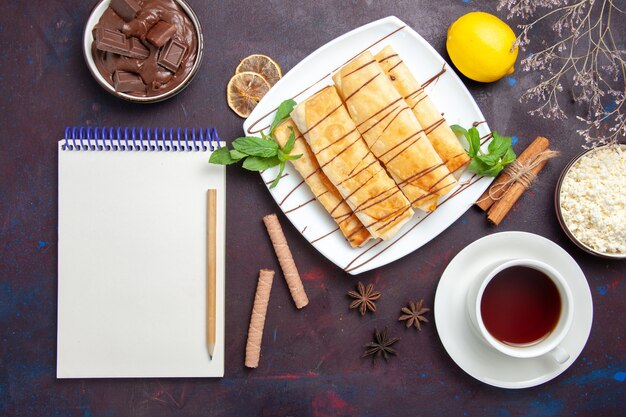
{"left": 467, "top": 259, "right": 574, "bottom": 364}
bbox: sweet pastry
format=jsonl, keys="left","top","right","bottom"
{"left": 274, "top": 119, "right": 372, "bottom": 247}
{"left": 333, "top": 52, "right": 457, "bottom": 211}
{"left": 290, "top": 86, "right": 414, "bottom": 240}
{"left": 375, "top": 46, "right": 470, "bottom": 173}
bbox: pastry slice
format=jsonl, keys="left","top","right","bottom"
{"left": 333, "top": 51, "right": 457, "bottom": 211}
{"left": 290, "top": 86, "right": 414, "bottom": 241}
{"left": 375, "top": 45, "right": 470, "bottom": 173}
{"left": 273, "top": 119, "right": 372, "bottom": 247}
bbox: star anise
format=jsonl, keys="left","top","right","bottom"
{"left": 347, "top": 281, "right": 381, "bottom": 316}
{"left": 398, "top": 299, "right": 430, "bottom": 330}
{"left": 362, "top": 327, "right": 400, "bottom": 362}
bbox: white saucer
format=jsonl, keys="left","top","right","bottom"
{"left": 434, "top": 231, "right": 593, "bottom": 389}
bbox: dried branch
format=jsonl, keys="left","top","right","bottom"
{"left": 498, "top": 0, "right": 626, "bottom": 147}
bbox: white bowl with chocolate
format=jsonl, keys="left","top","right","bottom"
{"left": 83, "top": 0, "right": 203, "bottom": 102}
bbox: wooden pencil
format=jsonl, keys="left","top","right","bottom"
{"left": 207, "top": 189, "right": 217, "bottom": 359}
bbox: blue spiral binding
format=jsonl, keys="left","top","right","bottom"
{"left": 62, "top": 126, "right": 221, "bottom": 152}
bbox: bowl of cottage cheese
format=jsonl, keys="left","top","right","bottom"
{"left": 555, "top": 143, "right": 626, "bottom": 259}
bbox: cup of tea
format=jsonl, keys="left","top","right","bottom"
{"left": 467, "top": 259, "right": 574, "bottom": 363}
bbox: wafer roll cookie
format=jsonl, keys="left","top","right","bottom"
{"left": 245, "top": 269, "right": 274, "bottom": 368}
{"left": 263, "top": 214, "right": 309, "bottom": 309}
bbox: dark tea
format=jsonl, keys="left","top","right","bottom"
{"left": 480, "top": 266, "right": 561, "bottom": 346}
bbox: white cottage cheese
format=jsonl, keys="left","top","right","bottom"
{"left": 560, "top": 144, "right": 626, "bottom": 255}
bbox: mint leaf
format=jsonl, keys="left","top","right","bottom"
{"left": 469, "top": 158, "right": 503, "bottom": 176}
{"left": 282, "top": 153, "right": 302, "bottom": 161}
{"left": 456, "top": 124, "right": 517, "bottom": 177}
{"left": 270, "top": 162, "right": 286, "bottom": 189}
{"left": 469, "top": 158, "right": 490, "bottom": 174}
{"left": 242, "top": 156, "right": 280, "bottom": 171}
{"left": 270, "top": 99, "right": 297, "bottom": 134}
{"left": 450, "top": 124, "right": 468, "bottom": 136}
{"left": 209, "top": 99, "right": 302, "bottom": 188}
{"left": 481, "top": 163, "right": 504, "bottom": 177}
{"left": 502, "top": 147, "right": 517, "bottom": 165}
{"left": 475, "top": 153, "right": 501, "bottom": 166}
{"left": 488, "top": 132, "right": 511, "bottom": 158}
{"left": 230, "top": 149, "right": 246, "bottom": 161}
{"left": 209, "top": 147, "right": 238, "bottom": 165}
{"left": 233, "top": 136, "right": 279, "bottom": 157}
{"left": 283, "top": 127, "right": 296, "bottom": 154}
{"left": 467, "top": 127, "right": 481, "bottom": 157}
{"left": 451, "top": 124, "right": 480, "bottom": 157}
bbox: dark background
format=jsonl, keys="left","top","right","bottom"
{"left": 1, "top": 1, "right": 624, "bottom": 416}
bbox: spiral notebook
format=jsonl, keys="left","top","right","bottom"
{"left": 57, "top": 127, "right": 226, "bottom": 378}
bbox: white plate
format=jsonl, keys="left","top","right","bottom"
{"left": 434, "top": 232, "right": 593, "bottom": 389}
{"left": 243, "top": 16, "right": 494, "bottom": 275}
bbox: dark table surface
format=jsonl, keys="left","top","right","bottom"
{"left": 1, "top": 0, "right": 624, "bottom": 416}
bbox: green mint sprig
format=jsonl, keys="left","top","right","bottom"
{"left": 450, "top": 125, "right": 517, "bottom": 177}
{"left": 209, "top": 99, "right": 302, "bottom": 188}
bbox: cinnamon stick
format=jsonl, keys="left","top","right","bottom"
{"left": 263, "top": 214, "right": 309, "bottom": 309}
{"left": 476, "top": 136, "right": 550, "bottom": 211}
{"left": 487, "top": 148, "right": 557, "bottom": 225}
{"left": 245, "top": 269, "right": 274, "bottom": 368}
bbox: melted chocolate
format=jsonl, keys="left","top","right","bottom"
{"left": 405, "top": 87, "right": 423, "bottom": 100}
{"left": 284, "top": 198, "right": 316, "bottom": 214}
{"left": 356, "top": 98, "right": 402, "bottom": 128}
{"left": 344, "top": 59, "right": 376, "bottom": 77}
{"left": 377, "top": 53, "right": 398, "bottom": 63}
{"left": 279, "top": 180, "right": 305, "bottom": 206}
{"left": 421, "top": 64, "right": 446, "bottom": 88}
{"left": 344, "top": 74, "right": 380, "bottom": 102}
{"left": 310, "top": 227, "right": 340, "bottom": 244}
{"left": 92, "top": 0, "right": 197, "bottom": 97}
{"left": 388, "top": 59, "right": 403, "bottom": 72}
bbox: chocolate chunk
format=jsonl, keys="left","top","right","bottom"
{"left": 110, "top": 0, "right": 141, "bottom": 22}
{"left": 94, "top": 28, "right": 150, "bottom": 60}
{"left": 94, "top": 27, "right": 130, "bottom": 55}
{"left": 127, "top": 38, "right": 150, "bottom": 59}
{"left": 146, "top": 21, "right": 176, "bottom": 47}
{"left": 157, "top": 39, "right": 187, "bottom": 72}
{"left": 113, "top": 71, "right": 145, "bottom": 93}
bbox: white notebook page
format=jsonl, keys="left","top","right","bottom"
{"left": 57, "top": 141, "right": 225, "bottom": 378}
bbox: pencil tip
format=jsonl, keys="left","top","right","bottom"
{"left": 208, "top": 344, "right": 215, "bottom": 359}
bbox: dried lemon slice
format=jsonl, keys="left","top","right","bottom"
{"left": 236, "top": 54, "right": 282, "bottom": 87}
{"left": 226, "top": 71, "right": 271, "bottom": 118}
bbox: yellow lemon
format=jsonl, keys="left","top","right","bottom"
{"left": 446, "top": 12, "right": 518, "bottom": 83}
